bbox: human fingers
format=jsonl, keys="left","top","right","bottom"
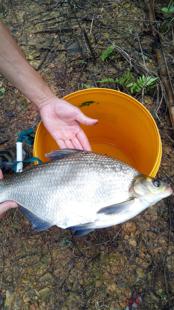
{"left": 76, "top": 130, "right": 91, "bottom": 151}
{"left": 71, "top": 136, "right": 83, "bottom": 150}
{"left": 76, "top": 111, "right": 98, "bottom": 126}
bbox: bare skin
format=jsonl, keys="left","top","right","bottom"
{"left": 0, "top": 21, "right": 97, "bottom": 217}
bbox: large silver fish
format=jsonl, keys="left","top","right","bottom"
{"left": 0, "top": 149, "right": 172, "bottom": 236}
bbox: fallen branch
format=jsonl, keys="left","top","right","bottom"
{"left": 144, "top": 0, "right": 174, "bottom": 129}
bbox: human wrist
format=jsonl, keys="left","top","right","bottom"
{"left": 35, "top": 94, "right": 62, "bottom": 111}
{"left": 30, "top": 90, "right": 56, "bottom": 110}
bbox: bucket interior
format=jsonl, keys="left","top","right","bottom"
{"left": 33, "top": 88, "right": 162, "bottom": 177}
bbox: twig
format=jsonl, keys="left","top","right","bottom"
{"left": 33, "top": 27, "right": 73, "bottom": 34}
{"left": 114, "top": 45, "right": 157, "bottom": 76}
{"left": 83, "top": 29, "right": 96, "bottom": 63}
{"left": 68, "top": 0, "right": 96, "bottom": 62}
{"left": 89, "top": 15, "right": 94, "bottom": 36}
{"left": 141, "top": 87, "right": 145, "bottom": 103}
{"left": 155, "top": 81, "right": 165, "bottom": 117}
{"left": 136, "top": 33, "right": 148, "bottom": 72}
{"left": 32, "top": 16, "right": 63, "bottom": 25}
{"left": 165, "top": 133, "right": 174, "bottom": 144}
{"left": 37, "top": 37, "right": 55, "bottom": 71}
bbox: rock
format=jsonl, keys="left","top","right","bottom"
{"left": 22, "top": 288, "right": 39, "bottom": 304}
{"left": 129, "top": 238, "right": 137, "bottom": 247}
{"left": 136, "top": 268, "right": 144, "bottom": 279}
{"left": 65, "top": 41, "right": 82, "bottom": 55}
{"left": 4, "top": 290, "right": 15, "bottom": 308}
{"left": 5, "top": 111, "right": 16, "bottom": 118}
{"left": 143, "top": 96, "right": 153, "bottom": 106}
{"left": 166, "top": 254, "right": 174, "bottom": 272}
{"left": 23, "top": 293, "right": 30, "bottom": 303}
{"left": 123, "top": 222, "right": 137, "bottom": 234}
{"left": 38, "top": 288, "right": 51, "bottom": 301}
{"left": 39, "top": 272, "right": 54, "bottom": 284}
{"left": 95, "top": 280, "right": 102, "bottom": 288}
{"left": 106, "top": 282, "right": 118, "bottom": 293}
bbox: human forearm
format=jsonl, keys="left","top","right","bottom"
{"left": 0, "top": 21, "right": 97, "bottom": 152}
{"left": 0, "top": 21, "right": 54, "bottom": 108}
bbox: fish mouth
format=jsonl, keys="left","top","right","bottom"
{"left": 165, "top": 184, "right": 174, "bottom": 197}
{"left": 166, "top": 185, "right": 173, "bottom": 196}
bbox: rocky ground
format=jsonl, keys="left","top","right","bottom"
{"left": 0, "top": 0, "right": 174, "bottom": 309}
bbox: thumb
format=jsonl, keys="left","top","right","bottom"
{"left": 0, "top": 201, "right": 18, "bottom": 218}
{"left": 76, "top": 111, "right": 98, "bottom": 126}
{"left": 0, "top": 170, "right": 3, "bottom": 180}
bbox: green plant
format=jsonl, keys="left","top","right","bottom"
{"left": 100, "top": 44, "right": 115, "bottom": 61}
{"left": 161, "top": 2, "right": 174, "bottom": 31}
{"left": 97, "top": 78, "right": 115, "bottom": 83}
{"left": 97, "top": 70, "right": 133, "bottom": 86}
{"left": 0, "top": 87, "right": 5, "bottom": 97}
{"left": 115, "top": 70, "right": 134, "bottom": 88}
{"left": 126, "top": 75, "right": 158, "bottom": 94}
{"left": 161, "top": 1, "right": 174, "bottom": 14}
{"left": 97, "top": 71, "right": 158, "bottom": 94}
{"left": 81, "top": 83, "right": 92, "bottom": 89}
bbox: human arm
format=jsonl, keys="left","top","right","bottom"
{"left": 0, "top": 21, "right": 97, "bottom": 150}
{"left": 0, "top": 21, "right": 98, "bottom": 218}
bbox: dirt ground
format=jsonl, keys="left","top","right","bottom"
{"left": 0, "top": 0, "right": 174, "bottom": 309}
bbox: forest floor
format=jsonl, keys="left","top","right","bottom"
{"left": 0, "top": 0, "right": 174, "bottom": 309}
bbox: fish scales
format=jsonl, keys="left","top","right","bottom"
{"left": 0, "top": 152, "right": 138, "bottom": 227}
{"left": 0, "top": 150, "right": 172, "bottom": 234}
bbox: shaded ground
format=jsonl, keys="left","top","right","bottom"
{"left": 0, "top": 0, "right": 174, "bottom": 309}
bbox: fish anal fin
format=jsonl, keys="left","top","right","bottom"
{"left": 67, "top": 222, "right": 94, "bottom": 236}
{"left": 72, "top": 229, "right": 94, "bottom": 236}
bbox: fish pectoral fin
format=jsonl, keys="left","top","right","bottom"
{"left": 20, "top": 207, "right": 53, "bottom": 232}
{"left": 97, "top": 198, "right": 135, "bottom": 215}
{"left": 67, "top": 222, "right": 95, "bottom": 237}
{"left": 45, "top": 149, "right": 84, "bottom": 160}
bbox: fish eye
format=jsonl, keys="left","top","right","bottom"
{"left": 152, "top": 179, "right": 161, "bottom": 188}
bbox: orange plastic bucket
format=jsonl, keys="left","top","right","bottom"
{"left": 33, "top": 88, "right": 162, "bottom": 177}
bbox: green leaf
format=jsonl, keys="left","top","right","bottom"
{"left": 136, "top": 76, "right": 158, "bottom": 89}
{"left": 126, "top": 82, "right": 134, "bottom": 87}
{"left": 81, "top": 83, "right": 92, "bottom": 89}
{"left": 116, "top": 70, "right": 134, "bottom": 87}
{"left": 161, "top": 6, "right": 174, "bottom": 14}
{"left": 97, "top": 78, "right": 116, "bottom": 83}
{"left": 127, "top": 75, "right": 158, "bottom": 94}
{"left": 100, "top": 45, "right": 115, "bottom": 61}
{"left": 95, "top": 71, "right": 158, "bottom": 95}
{"left": 0, "top": 87, "right": 5, "bottom": 97}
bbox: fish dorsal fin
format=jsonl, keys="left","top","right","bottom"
{"left": 97, "top": 198, "right": 135, "bottom": 215}
{"left": 20, "top": 206, "right": 53, "bottom": 232}
{"left": 45, "top": 149, "right": 83, "bottom": 160}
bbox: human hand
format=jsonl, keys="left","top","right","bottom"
{"left": 39, "top": 97, "right": 98, "bottom": 150}
{"left": 0, "top": 170, "right": 18, "bottom": 219}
